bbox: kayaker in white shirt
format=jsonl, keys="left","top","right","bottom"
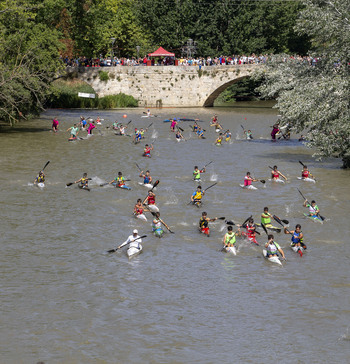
{"left": 117, "top": 229, "right": 142, "bottom": 250}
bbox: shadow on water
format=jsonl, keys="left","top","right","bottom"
{"left": 0, "top": 126, "right": 50, "bottom": 133}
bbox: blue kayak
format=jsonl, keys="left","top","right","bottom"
{"left": 112, "top": 182, "right": 131, "bottom": 190}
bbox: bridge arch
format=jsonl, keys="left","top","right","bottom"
{"left": 203, "top": 76, "right": 250, "bottom": 107}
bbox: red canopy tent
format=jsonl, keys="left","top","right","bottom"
{"left": 148, "top": 47, "right": 175, "bottom": 57}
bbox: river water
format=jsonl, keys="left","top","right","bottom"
{"left": 1, "top": 105, "right": 349, "bottom": 363}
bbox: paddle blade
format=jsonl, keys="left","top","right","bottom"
{"left": 100, "top": 183, "right": 109, "bottom": 187}
{"left": 135, "top": 163, "right": 142, "bottom": 171}
{"left": 260, "top": 180, "right": 266, "bottom": 184}
{"left": 281, "top": 219, "right": 289, "bottom": 224}
{"left": 298, "top": 249, "right": 303, "bottom": 257}
{"left": 225, "top": 220, "right": 235, "bottom": 225}
{"left": 218, "top": 217, "right": 226, "bottom": 220}
{"left": 299, "top": 160, "right": 306, "bottom": 167}
{"left": 241, "top": 215, "right": 252, "bottom": 227}
{"left": 152, "top": 180, "right": 159, "bottom": 189}
{"left": 107, "top": 248, "right": 117, "bottom": 253}
{"left": 66, "top": 182, "right": 74, "bottom": 187}
{"left": 42, "top": 161, "right": 50, "bottom": 171}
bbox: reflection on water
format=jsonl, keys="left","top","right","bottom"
{"left": 0, "top": 104, "right": 349, "bottom": 363}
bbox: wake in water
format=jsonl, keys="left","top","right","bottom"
{"left": 338, "top": 327, "right": 350, "bottom": 341}
{"left": 151, "top": 130, "right": 158, "bottom": 139}
{"left": 210, "top": 173, "right": 218, "bottom": 181}
{"left": 164, "top": 187, "right": 178, "bottom": 205}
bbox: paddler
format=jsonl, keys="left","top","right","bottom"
{"left": 117, "top": 229, "right": 142, "bottom": 250}
{"left": 245, "top": 129, "right": 253, "bottom": 140}
{"left": 191, "top": 185, "right": 205, "bottom": 207}
{"left": 80, "top": 116, "right": 87, "bottom": 130}
{"left": 261, "top": 207, "right": 274, "bottom": 228}
{"left": 87, "top": 120, "right": 95, "bottom": 135}
{"left": 134, "top": 199, "right": 148, "bottom": 217}
{"left": 152, "top": 212, "right": 168, "bottom": 236}
{"left": 34, "top": 171, "right": 45, "bottom": 185}
{"left": 192, "top": 121, "right": 199, "bottom": 132}
{"left": 139, "top": 170, "right": 152, "bottom": 185}
{"left": 109, "top": 171, "right": 128, "bottom": 188}
{"left": 271, "top": 122, "right": 280, "bottom": 141}
{"left": 301, "top": 165, "right": 312, "bottom": 180}
{"left": 284, "top": 224, "right": 306, "bottom": 255}
{"left": 265, "top": 234, "right": 286, "bottom": 259}
{"left": 271, "top": 165, "right": 287, "bottom": 181}
{"left": 75, "top": 172, "right": 89, "bottom": 189}
{"left": 211, "top": 114, "right": 218, "bottom": 124}
{"left": 197, "top": 127, "right": 205, "bottom": 138}
{"left": 112, "top": 121, "right": 120, "bottom": 130}
{"left": 223, "top": 225, "right": 240, "bottom": 249}
{"left": 140, "top": 128, "right": 146, "bottom": 138}
{"left": 52, "top": 118, "right": 59, "bottom": 133}
{"left": 170, "top": 118, "right": 177, "bottom": 132}
{"left": 243, "top": 218, "right": 259, "bottom": 245}
{"left": 225, "top": 130, "right": 232, "bottom": 142}
{"left": 193, "top": 166, "right": 205, "bottom": 181}
{"left": 134, "top": 128, "right": 142, "bottom": 143}
{"left": 199, "top": 211, "right": 217, "bottom": 236}
{"left": 303, "top": 199, "right": 320, "bottom": 218}
{"left": 67, "top": 124, "right": 79, "bottom": 139}
{"left": 146, "top": 109, "right": 151, "bottom": 117}
{"left": 143, "top": 144, "right": 153, "bottom": 157}
{"left": 175, "top": 130, "right": 184, "bottom": 141}
{"left": 143, "top": 190, "right": 156, "bottom": 208}
{"left": 243, "top": 172, "right": 258, "bottom": 188}
{"left": 96, "top": 116, "right": 102, "bottom": 124}
{"left": 119, "top": 124, "right": 127, "bottom": 135}
{"left": 215, "top": 134, "right": 223, "bottom": 146}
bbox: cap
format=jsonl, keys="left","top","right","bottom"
{"left": 133, "top": 229, "right": 138, "bottom": 234}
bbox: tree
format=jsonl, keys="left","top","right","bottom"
{"left": 255, "top": 0, "right": 350, "bottom": 168}
{"left": 0, "top": 1, "right": 63, "bottom": 125}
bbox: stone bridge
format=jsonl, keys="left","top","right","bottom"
{"left": 72, "top": 65, "right": 258, "bottom": 107}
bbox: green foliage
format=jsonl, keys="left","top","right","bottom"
{"left": 216, "top": 78, "right": 261, "bottom": 103}
{"left": 99, "top": 71, "right": 109, "bottom": 82}
{"left": 255, "top": 0, "right": 350, "bottom": 168}
{"left": 47, "top": 79, "right": 138, "bottom": 108}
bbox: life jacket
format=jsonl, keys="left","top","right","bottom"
{"left": 272, "top": 171, "right": 279, "bottom": 178}
{"left": 308, "top": 204, "right": 318, "bottom": 216}
{"left": 267, "top": 242, "right": 278, "bottom": 255}
{"left": 302, "top": 170, "right": 309, "bottom": 178}
{"left": 193, "top": 170, "right": 200, "bottom": 180}
{"left": 291, "top": 231, "right": 303, "bottom": 245}
{"left": 193, "top": 190, "right": 203, "bottom": 200}
{"left": 261, "top": 213, "right": 271, "bottom": 225}
{"left": 147, "top": 195, "right": 155, "bottom": 205}
{"left": 144, "top": 176, "right": 150, "bottom": 184}
{"left": 246, "top": 224, "right": 256, "bottom": 237}
{"left": 144, "top": 147, "right": 151, "bottom": 155}
{"left": 117, "top": 176, "right": 125, "bottom": 186}
{"left": 199, "top": 217, "right": 208, "bottom": 228}
{"left": 244, "top": 176, "right": 252, "bottom": 186}
{"left": 224, "top": 232, "right": 236, "bottom": 245}
{"left": 37, "top": 176, "right": 45, "bottom": 183}
{"left": 80, "top": 177, "right": 88, "bottom": 186}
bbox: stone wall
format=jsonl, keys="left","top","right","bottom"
{"left": 72, "top": 65, "right": 257, "bottom": 107}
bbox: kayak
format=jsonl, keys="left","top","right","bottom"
{"left": 112, "top": 182, "right": 131, "bottom": 190}
{"left": 303, "top": 213, "right": 323, "bottom": 224}
{"left": 291, "top": 244, "right": 305, "bottom": 256}
{"left": 153, "top": 228, "right": 164, "bottom": 238}
{"left": 138, "top": 182, "right": 155, "bottom": 190}
{"left": 256, "top": 223, "right": 281, "bottom": 233}
{"left": 193, "top": 179, "right": 201, "bottom": 183}
{"left": 127, "top": 244, "right": 142, "bottom": 259}
{"left": 68, "top": 136, "right": 77, "bottom": 141}
{"left": 240, "top": 184, "right": 257, "bottom": 190}
{"left": 215, "top": 143, "right": 222, "bottom": 146}
{"left": 78, "top": 184, "right": 90, "bottom": 191}
{"left": 143, "top": 154, "right": 151, "bottom": 158}
{"left": 35, "top": 182, "right": 45, "bottom": 189}
{"left": 199, "top": 227, "right": 210, "bottom": 237}
{"left": 269, "top": 178, "right": 285, "bottom": 184}
{"left": 147, "top": 204, "right": 159, "bottom": 213}
{"left": 298, "top": 177, "right": 316, "bottom": 183}
{"left": 176, "top": 138, "right": 185, "bottom": 142}
{"left": 141, "top": 115, "right": 156, "bottom": 118}
{"left": 224, "top": 246, "right": 237, "bottom": 255}
{"left": 262, "top": 249, "right": 282, "bottom": 266}
{"left": 192, "top": 201, "right": 202, "bottom": 208}
{"left": 135, "top": 213, "right": 147, "bottom": 222}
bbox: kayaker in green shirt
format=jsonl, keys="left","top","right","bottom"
{"left": 303, "top": 199, "right": 319, "bottom": 217}
{"left": 193, "top": 166, "right": 205, "bottom": 181}
{"left": 265, "top": 234, "right": 286, "bottom": 259}
{"left": 223, "top": 225, "right": 240, "bottom": 248}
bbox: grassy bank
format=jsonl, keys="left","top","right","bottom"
{"left": 47, "top": 79, "right": 138, "bottom": 109}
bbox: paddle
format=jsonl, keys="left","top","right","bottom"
{"left": 268, "top": 166, "right": 287, "bottom": 180}
{"left": 127, "top": 120, "right": 132, "bottom": 125}
{"left": 41, "top": 160, "right": 50, "bottom": 172}
{"left": 225, "top": 220, "right": 235, "bottom": 226}
{"left": 147, "top": 122, "right": 153, "bottom": 129}
{"left": 107, "top": 235, "right": 147, "bottom": 253}
{"left": 299, "top": 160, "right": 316, "bottom": 180}
{"left": 261, "top": 223, "right": 269, "bottom": 235}
{"left": 297, "top": 189, "right": 325, "bottom": 221}
{"left": 66, "top": 178, "right": 92, "bottom": 187}
{"left": 273, "top": 215, "right": 290, "bottom": 232}
{"left": 178, "top": 126, "right": 184, "bottom": 132}
{"left": 252, "top": 177, "right": 265, "bottom": 184}
{"left": 204, "top": 182, "right": 217, "bottom": 191}
{"left": 150, "top": 212, "right": 174, "bottom": 233}
{"left": 135, "top": 163, "right": 142, "bottom": 172}
{"left": 203, "top": 161, "right": 213, "bottom": 169}
{"left": 241, "top": 125, "right": 245, "bottom": 131}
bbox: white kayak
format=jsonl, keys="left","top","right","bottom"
{"left": 127, "top": 244, "right": 143, "bottom": 258}
{"left": 138, "top": 182, "right": 155, "bottom": 190}
{"left": 148, "top": 204, "right": 159, "bottom": 213}
{"left": 224, "top": 246, "right": 237, "bottom": 255}
{"left": 36, "top": 182, "right": 45, "bottom": 189}
{"left": 291, "top": 244, "right": 305, "bottom": 256}
{"left": 263, "top": 249, "right": 282, "bottom": 266}
{"left": 176, "top": 138, "right": 185, "bottom": 142}
{"left": 135, "top": 213, "right": 147, "bottom": 222}
{"left": 269, "top": 178, "right": 285, "bottom": 184}
{"left": 297, "top": 177, "right": 316, "bottom": 183}
{"left": 240, "top": 184, "right": 257, "bottom": 190}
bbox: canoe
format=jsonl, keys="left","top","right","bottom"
{"left": 127, "top": 244, "right": 142, "bottom": 258}
{"left": 35, "top": 182, "right": 45, "bottom": 189}
{"left": 303, "top": 213, "right": 323, "bottom": 224}
{"left": 135, "top": 213, "right": 147, "bottom": 222}
{"left": 148, "top": 204, "right": 159, "bottom": 213}
{"left": 224, "top": 246, "right": 237, "bottom": 255}
{"left": 138, "top": 182, "right": 155, "bottom": 190}
{"left": 240, "top": 184, "right": 257, "bottom": 190}
{"left": 78, "top": 184, "right": 90, "bottom": 191}
{"left": 262, "top": 249, "right": 282, "bottom": 265}
{"left": 297, "top": 177, "right": 316, "bottom": 183}
{"left": 269, "top": 178, "right": 285, "bottom": 183}
{"left": 256, "top": 223, "right": 281, "bottom": 233}
{"left": 153, "top": 228, "right": 164, "bottom": 238}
